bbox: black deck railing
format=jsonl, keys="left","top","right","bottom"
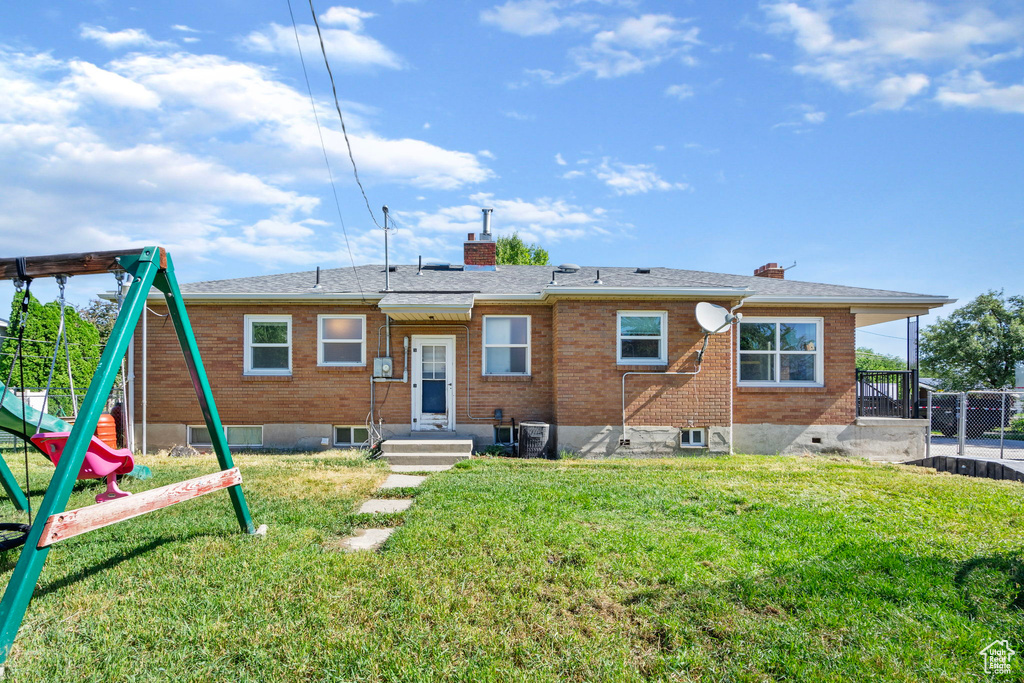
{"left": 856, "top": 369, "right": 918, "bottom": 419}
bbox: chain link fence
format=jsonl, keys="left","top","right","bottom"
{"left": 927, "top": 390, "right": 1024, "bottom": 460}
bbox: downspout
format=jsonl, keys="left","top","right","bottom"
{"left": 728, "top": 298, "right": 745, "bottom": 456}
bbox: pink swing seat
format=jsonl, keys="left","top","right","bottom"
{"left": 30, "top": 432, "right": 135, "bottom": 503}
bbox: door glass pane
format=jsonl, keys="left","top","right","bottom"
{"left": 780, "top": 323, "right": 817, "bottom": 351}
{"left": 739, "top": 354, "right": 774, "bottom": 381}
{"left": 739, "top": 323, "right": 775, "bottom": 351}
{"left": 252, "top": 322, "right": 287, "bottom": 344}
{"left": 323, "top": 342, "right": 361, "bottom": 363}
{"left": 620, "top": 316, "right": 661, "bottom": 336}
{"left": 422, "top": 346, "right": 434, "bottom": 362}
{"left": 322, "top": 317, "right": 362, "bottom": 340}
{"left": 781, "top": 354, "right": 816, "bottom": 381}
{"left": 621, "top": 339, "right": 660, "bottom": 359}
{"left": 253, "top": 346, "right": 288, "bottom": 369}
{"left": 422, "top": 381, "right": 446, "bottom": 413}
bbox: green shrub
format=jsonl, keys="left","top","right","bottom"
{"left": 1011, "top": 414, "right": 1024, "bottom": 433}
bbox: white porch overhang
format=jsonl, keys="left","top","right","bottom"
{"left": 377, "top": 292, "right": 475, "bottom": 321}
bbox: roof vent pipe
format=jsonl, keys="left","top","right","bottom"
{"left": 313, "top": 266, "right": 322, "bottom": 290}
{"left": 383, "top": 205, "right": 392, "bottom": 292}
{"left": 417, "top": 255, "right": 423, "bottom": 275}
{"left": 594, "top": 269, "right": 602, "bottom": 285}
{"left": 481, "top": 208, "right": 493, "bottom": 241}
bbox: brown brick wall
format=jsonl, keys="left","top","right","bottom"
{"left": 551, "top": 299, "right": 734, "bottom": 429}
{"left": 732, "top": 307, "right": 856, "bottom": 425}
{"left": 133, "top": 303, "right": 553, "bottom": 428}
{"left": 134, "top": 300, "right": 856, "bottom": 433}
{"left": 463, "top": 241, "right": 496, "bottom": 266}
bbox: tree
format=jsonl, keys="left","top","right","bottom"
{"left": 920, "top": 290, "right": 1024, "bottom": 390}
{"left": 0, "top": 291, "right": 101, "bottom": 416}
{"left": 855, "top": 347, "right": 906, "bottom": 372}
{"left": 496, "top": 232, "right": 549, "bottom": 265}
{"left": 77, "top": 298, "right": 120, "bottom": 343}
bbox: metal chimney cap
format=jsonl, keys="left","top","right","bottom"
{"left": 557, "top": 263, "right": 580, "bottom": 273}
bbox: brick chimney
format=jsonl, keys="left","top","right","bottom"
{"left": 464, "top": 232, "right": 496, "bottom": 268}
{"left": 754, "top": 262, "right": 785, "bottom": 279}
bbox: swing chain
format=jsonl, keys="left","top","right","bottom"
{"left": 113, "top": 269, "right": 126, "bottom": 306}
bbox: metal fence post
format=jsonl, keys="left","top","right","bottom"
{"left": 926, "top": 390, "right": 932, "bottom": 459}
{"left": 957, "top": 392, "right": 967, "bottom": 456}
{"left": 1000, "top": 392, "right": 1006, "bottom": 460}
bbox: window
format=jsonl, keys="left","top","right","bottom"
{"left": 617, "top": 311, "right": 667, "bottom": 365}
{"left": 680, "top": 428, "right": 705, "bottom": 447}
{"left": 483, "top": 316, "right": 530, "bottom": 375}
{"left": 494, "top": 425, "right": 514, "bottom": 444}
{"left": 244, "top": 315, "right": 291, "bottom": 375}
{"left": 318, "top": 315, "right": 366, "bottom": 366}
{"left": 738, "top": 318, "right": 823, "bottom": 385}
{"left": 334, "top": 426, "right": 369, "bottom": 447}
{"left": 188, "top": 425, "right": 263, "bottom": 448}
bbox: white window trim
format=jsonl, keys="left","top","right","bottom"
{"left": 680, "top": 428, "right": 705, "bottom": 448}
{"left": 244, "top": 314, "right": 291, "bottom": 376}
{"left": 494, "top": 425, "right": 515, "bottom": 445}
{"left": 617, "top": 311, "right": 668, "bottom": 365}
{"left": 736, "top": 316, "right": 824, "bottom": 387}
{"left": 317, "top": 314, "right": 367, "bottom": 367}
{"left": 333, "top": 425, "right": 369, "bottom": 447}
{"left": 188, "top": 425, "right": 264, "bottom": 448}
{"left": 482, "top": 315, "right": 532, "bottom": 376}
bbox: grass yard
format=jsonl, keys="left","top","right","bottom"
{"left": 0, "top": 451, "right": 1020, "bottom": 681}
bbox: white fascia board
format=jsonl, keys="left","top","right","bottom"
{"left": 743, "top": 295, "right": 956, "bottom": 306}
{"left": 133, "top": 291, "right": 383, "bottom": 303}
{"left": 542, "top": 286, "right": 753, "bottom": 299}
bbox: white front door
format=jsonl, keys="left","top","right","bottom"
{"left": 411, "top": 336, "right": 455, "bottom": 431}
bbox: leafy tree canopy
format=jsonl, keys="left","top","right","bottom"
{"left": 1, "top": 291, "right": 101, "bottom": 416}
{"left": 495, "top": 233, "right": 549, "bottom": 265}
{"left": 77, "top": 298, "right": 120, "bottom": 343}
{"left": 855, "top": 347, "right": 906, "bottom": 372}
{"left": 920, "top": 290, "right": 1024, "bottom": 390}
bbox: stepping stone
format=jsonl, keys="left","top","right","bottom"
{"left": 359, "top": 499, "right": 413, "bottom": 514}
{"left": 390, "top": 464, "right": 453, "bottom": 473}
{"left": 339, "top": 528, "right": 394, "bottom": 551}
{"left": 379, "top": 474, "right": 426, "bottom": 489}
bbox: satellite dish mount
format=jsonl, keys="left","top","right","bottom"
{"left": 694, "top": 302, "right": 743, "bottom": 363}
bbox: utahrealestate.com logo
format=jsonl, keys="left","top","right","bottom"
{"left": 980, "top": 640, "right": 1017, "bottom": 675}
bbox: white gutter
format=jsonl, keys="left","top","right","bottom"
{"left": 742, "top": 295, "right": 955, "bottom": 306}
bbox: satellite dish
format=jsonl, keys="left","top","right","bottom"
{"left": 695, "top": 302, "right": 742, "bottom": 334}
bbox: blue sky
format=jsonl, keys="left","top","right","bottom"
{"left": 1, "top": 0, "right": 1022, "bottom": 356}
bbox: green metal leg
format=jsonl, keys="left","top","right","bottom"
{"left": 153, "top": 255, "right": 255, "bottom": 534}
{"left": 0, "top": 454, "right": 28, "bottom": 513}
{"left": 0, "top": 247, "right": 161, "bottom": 666}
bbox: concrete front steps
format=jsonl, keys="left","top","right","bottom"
{"left": 380, "top": 437, "right": 472, "bottom": 467}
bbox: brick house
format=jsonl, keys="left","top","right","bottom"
{"left": 130, "top": 226, "right": 952, "bottom": 459}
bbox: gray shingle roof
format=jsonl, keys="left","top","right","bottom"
{"left": 180, "top": 264, "right": 945, "bottom": 300}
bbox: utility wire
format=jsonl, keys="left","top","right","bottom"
{"left": 286, "top": 0, "right": 366, "bottom": 303}
{"left": 307, "top": 0, "right": 383, "bottom": 231}
{"left": 859, "top": 329, "right": 907, "bottom": 340}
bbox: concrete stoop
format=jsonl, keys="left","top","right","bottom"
{"left": 904, "top": 455, "right": 1024, "bottom": 482}
{"left": 380, "top": 438, "right": 472, "bottom": 467}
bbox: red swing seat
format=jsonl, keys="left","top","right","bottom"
{"left": 30, "top": 432, "right": 135, "bottom": 502}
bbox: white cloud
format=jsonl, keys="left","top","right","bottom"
{"left": 241, "top": 18, "right": 402, "bottom": 70}
{"left": 762, "top": 1, "right": 1024, "bottom": 112}
{"left": 478, "top": 149, "right": 496, "bottom": 159}
{"left": 485, "top": 3, "right": 700, "bottom": 84}
{"left": 66, "top": 61, "right": 161, "bottom": 109}
{"left": 171, "top": 24, "right": 199, "bottom": 33}
{"left": 803, "top": 109, "right": 826, "bottom": 123}
{"left": 395, "top": 193, "right": 607, "bottom": 252}
{"left": 936, "top": 70, "right": 1024, "bottom": 113}
{"left": 320, "top": 6, "right": 375, "bottom": 30}
{"left": 555, "top": 152, "right": 567, "bottom": 165}
{"left": 79, "top": 25, "right": 171, "bottom": 50}
{"left": 111, "top": 53, "right": 491, "bottom": 189}
{"left": 594, "top": 158, "right": 688, "bottom": 195}
{"left": 481, "top": 0, "right": 564, "bottom": 36}
{"left": 664, "top": 83, "right": 694, "bottom": 100}
{"left": 561, "top": 169, "right": 584, "bottom": 179}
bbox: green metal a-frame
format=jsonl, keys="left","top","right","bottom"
{"left": 0, "top": 247, "right": 257, "bottom": 670}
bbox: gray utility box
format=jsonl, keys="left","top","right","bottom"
{"left": 373, "top": 357, "right": 394, "bottom": 378}
{"left": 518, "top": 421, "right": 553, "bottom": 459}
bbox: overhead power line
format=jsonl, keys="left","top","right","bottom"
{"left": 307, "top": 0, "right": 383, "bottom": 231}
{"left": 286, "top": 0, "right": 365, "bottom": 302}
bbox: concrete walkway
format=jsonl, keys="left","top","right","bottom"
{"left": 338, "top": 464, "right": 454, "bottom": 551}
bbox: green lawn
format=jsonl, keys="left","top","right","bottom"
{"left": 0, "top": 452, "right": 1020, "bottom": 681}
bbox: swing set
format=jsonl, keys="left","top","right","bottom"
{"left": 0, "top": 247, "right": 259, "bottom": 670}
